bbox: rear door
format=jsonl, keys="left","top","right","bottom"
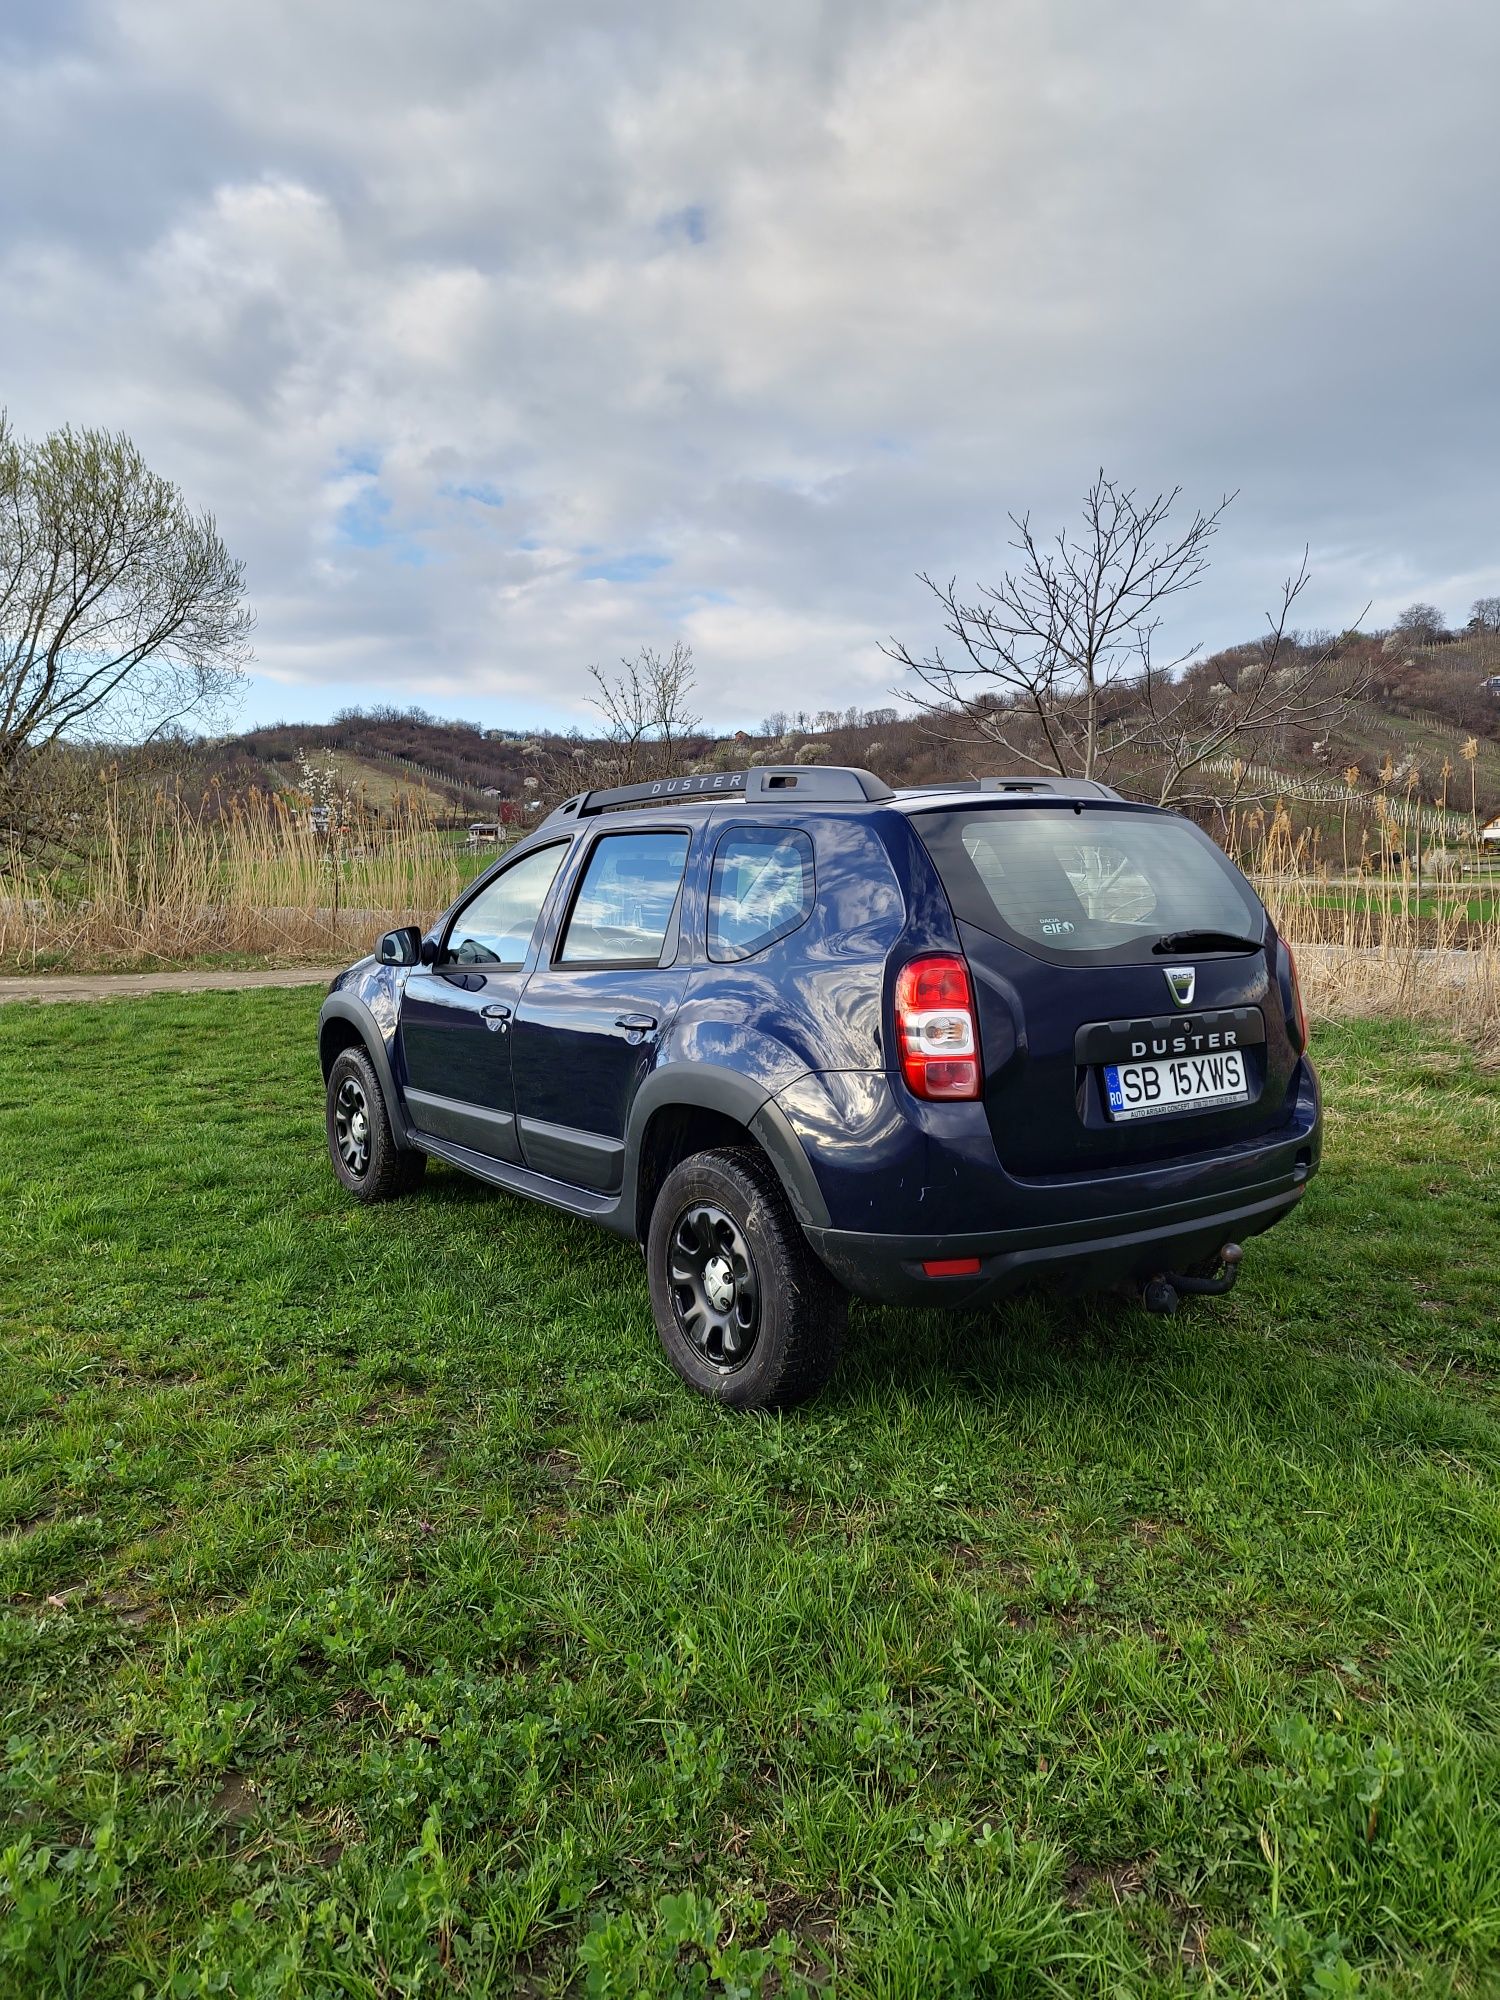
{"left": 510, "top": 824, "right": 694, "bottom": 1191}
{"left": 398, "top": 840, "right": 571, "bottom": 1160}
{"left": 910, "top": 804, "right": 1299, "bottom": 1176}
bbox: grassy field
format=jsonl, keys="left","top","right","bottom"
{"left": 1, "top": 994, "right": 1498, "bottom": 1998}
{"left": 1293, "top": 888, "right": 1500, "bottom": 924}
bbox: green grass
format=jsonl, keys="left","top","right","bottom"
{"left": 1, "top": 995, "right": 1498, "bottom": 1998}
{"left": 1292, "top": 887, "right": 1500, "bottom": 925}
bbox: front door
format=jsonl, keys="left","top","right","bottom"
{"left": 511, "top": 826, "right": 693, "bottom": 1191}
{"left": 398, "top": 840, "right": 571, "bottom": 1160}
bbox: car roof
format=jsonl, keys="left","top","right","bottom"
{"left": 534, "top": 766, "right": 1127, "bottom": 834}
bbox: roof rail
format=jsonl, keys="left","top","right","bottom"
{"left": 978, "top": 776, "right": 1123, "bottom": 801}
{"left": 540, "top": 764, "right": 894, "bottom": 827}
{"left": 744, "top": 765, "right": 893, "bottom": 802}
{"left": 894, "top": 775, "right": 1125, "bottom": 803}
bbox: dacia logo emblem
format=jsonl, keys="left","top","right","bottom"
{"left": 1164, "top": 965, "right": 1196, "bottom": 1008}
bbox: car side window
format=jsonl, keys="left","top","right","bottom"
{"left": 558, "top": 829, "right": 691, "bottom": 966}
{"left": 443, "top": 843, "right": 568, "bottom": 967}
{"left": 708, "top": 825, "right": 815, "bottom": 961}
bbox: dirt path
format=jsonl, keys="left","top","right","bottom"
{"left": 0, "top": 967, "right": 342, "bottom": 1005}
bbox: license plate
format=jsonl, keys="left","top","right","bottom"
{"left": 1104, "top": 1049, "right": 1249, "bottom": 1121}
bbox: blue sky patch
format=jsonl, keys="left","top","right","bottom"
{"left": 659, "top": 204, "right": 707, "bottom": 246}
{"left": 446, "top": 480, "right": 505, "bottom": 508}
{"left": 581, "top": 551, "right": 671, "bottom": 583}
{"left": 335, "top": 485, "right": 392, "bottom": 549}
{"left": 335, "top": 483, "right": 429, "bottom": 566}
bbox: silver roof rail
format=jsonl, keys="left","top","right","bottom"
{"left": 977, "top": 776, "right": 1123, "bottom": 799}
{"left": 539, "top": 765, "right": 893, "bottom": 827}
{"left": 895, "top": 775, "right": 1126, "bottom": 804}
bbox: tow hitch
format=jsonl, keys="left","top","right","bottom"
{"left": 1140, "top": 1242, "right": 1243, "bottom": 1316}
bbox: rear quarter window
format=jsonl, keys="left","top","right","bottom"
{"left": 914, "top": 807, "right": 1263, "bottom": 964}
{"left": 708, "top": 825, "right": 815, "bottom": 961}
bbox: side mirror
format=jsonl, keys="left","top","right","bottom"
{"left": 376, "top": 925, "right": 423, "bottom": 967}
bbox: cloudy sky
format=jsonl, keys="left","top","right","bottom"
{"left": 4, "top": 0, "right": 1498, "bottom": 734}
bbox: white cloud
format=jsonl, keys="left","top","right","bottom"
{"left": 1, "top": 0, "right": 1497, "bottom": 731}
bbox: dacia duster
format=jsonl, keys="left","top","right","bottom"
{"left": 319, "top": 767, "right": 1319, "bottom": 1407}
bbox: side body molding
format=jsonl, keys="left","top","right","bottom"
{"left": 319, "top": 988, "right": 833, "bottom": 1237}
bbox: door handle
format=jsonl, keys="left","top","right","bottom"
{"left": 481, "top": 1002, "right": 511, "bottom": 1033}
{"left": 615, "top": 1014, "right": 658, "bottom": 1032}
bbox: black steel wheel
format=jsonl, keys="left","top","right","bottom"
{"left": 668, "top": 1201, "right": 761, "bottom": 1370}
{"left": 647, "top": 1146, "right": 846, "bottom": 1409}
{"left": 333, "top": 1071, "right": 373, "bottom": 1179}
{"left": 324, "top": 1045, "right": 426, "bottom": 1202}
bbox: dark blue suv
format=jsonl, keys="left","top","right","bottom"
{"left": 319, "top": 766, "right": 1319, "bottom": 1407}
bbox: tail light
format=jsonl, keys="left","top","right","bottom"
{"left": 1286, "top": 940, "right": 1309, "bottom": 1050}
{"left": 895, "top": 955, "right": 981, "bottom": 1100}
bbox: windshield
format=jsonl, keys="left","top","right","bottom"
{"left": 914, "top": 805, "right": 1264, "bottom": 964}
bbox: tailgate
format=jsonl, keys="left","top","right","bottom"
{"left": 911, "top": 803, "right": 1301, "bottom": 1177}
{"left": 962, "top": 921, "right": 1295, "bottom": 1175}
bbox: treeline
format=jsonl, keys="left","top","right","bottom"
{"left": 104, "top": 620, "right": 1500, "bottom": 831}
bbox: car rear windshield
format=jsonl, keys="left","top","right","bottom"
{"left": 913, "top": 805, "right": 1265, "bottom": 964}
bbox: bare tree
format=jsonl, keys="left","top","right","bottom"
{"left": 524, "top": 642, "right": 703, "bottom": 803}
{"left": 884, "top": 473, "right": 1234, "bottom": 783}
{"left": 586, "top": 641, "right": 700, "bottom": 785}
{"left": 1468, "top": 596, "right": 1500, "bottom": 635}
{"left": 1394, "top": 601, "right": 1446, "bottom": 644}
{"left": 1, "top": 416, "right": 251, "bottom": 852}
{"left": 885, "top": 471, "right": 1366, "bottom": 809}
{"left": 1131, "top": 556, "right": 1367, "bottom": 809}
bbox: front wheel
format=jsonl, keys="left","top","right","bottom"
{"left": 646, "top": 1146, "right": 846, "bottom": 1409}
{"left": 325, "top": 1046, "right": 426, "bottom": 1202}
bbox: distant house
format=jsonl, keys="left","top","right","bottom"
{"left": 1482, "top": 675, "right": 1500, "bottom": 697}
{"left": 1482, "top": 818, "right": 1500, "bottom": 848}
{"left": 481, "top": 786, "right": 502, "bottom": 797}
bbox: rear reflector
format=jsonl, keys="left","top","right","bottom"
{"left": 895, "top": 955, "right": 982, "bottom": 1100}
{"left": 922, "top": 1256, "right": 982, "bottom": 1277}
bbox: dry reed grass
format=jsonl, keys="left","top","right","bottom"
{"left": 0, "top": 783, "right": 467, "bottom": 969}
{"left": 1233, "top": 791, "right": 1500, "bottom": 1051}
{"left": 4, "top": 780, "right": 1498, "bottom": 1047}
{"left": 1292, "top": 941, "right": 1499, "bottom": 1050}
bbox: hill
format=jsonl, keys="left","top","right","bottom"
{"left": 133, "top": 628, "right": 1500, "bottom": 845}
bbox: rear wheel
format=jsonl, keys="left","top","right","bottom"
{"left": 325, "top": 1046, "right": 426, "bottom": 1202}
{"left": 646, "top": 1146, "right": 846, "bottom": 1409}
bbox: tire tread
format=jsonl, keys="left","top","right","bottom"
{"left": 326, "top": 1047, "right": 426, "bottom": 1203}
{"left": 647, "top": 1144, "right": 845, "bottom": 1409}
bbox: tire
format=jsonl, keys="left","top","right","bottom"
{"left": 325, "top": 1046, "right": 426, "bottom": 1203}
{"left": 646, "top": 1146, "right": 847, "bottom": 1410}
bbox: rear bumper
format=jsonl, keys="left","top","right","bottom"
{"left": 805, "top": 1172, "right": 1310, "bottom": 1307}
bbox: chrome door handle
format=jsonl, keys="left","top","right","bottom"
{"left": 481, "top": 1002, "right": 511, "bottom": 1033}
